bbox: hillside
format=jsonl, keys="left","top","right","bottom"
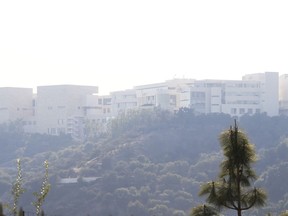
{"left": 1, "top": 110, "right": 288, "bottom": 216}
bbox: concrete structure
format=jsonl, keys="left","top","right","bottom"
{"left": 95, "top": 95, "right": 112, "bottom": 120}
{"left": 82, "top": 94, "right": 112, "bottom": 121}
{"left": 0, "top": 87, "right": 34, "bottom": 124}
{"left": 180, "top": 72, "right": 279, "bottom": 117}
{"left": 35, "top": 85, "right": 98, "bottom": 139}
{"left": 279, "top": 74, "right": 288, "bottom": 115}
{"left": 135, "top": 79, "right": 194, "bottom": 112}
{"left": 221, "top": 80, "right": 263, "bottom": 116}
{"left": 83, "top": 94, "right": 113, "bottom": 137}
{"left": 242, "top": 72, "right": 279, "bottom": 116}
{"left": 0, "top": 72, "right": 282, "bottom": 139}
{"left": 111, "top": 89, "right": 138, "bottom": 116}
{"left": 182, "top": 79, "right": 263, "bottom": 116}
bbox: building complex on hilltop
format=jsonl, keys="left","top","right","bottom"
{"left": 0, "top": 72, "right": 285, "bottom": 139}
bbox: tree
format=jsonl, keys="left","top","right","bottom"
{"left": 190, "top": 204, "right": 218, "bottom": 216}
{"left": 280, "top": 211, "right": 288, "bottom": 216}
{"left": 0, "top": 203, "right": 5, "bottom": 216}
{"left": 32, "top": 160, "right": 50, "bottom": 216}
{"left": 11, "top": 159, "right": 25, "bottom": 216}
{"left": 17, "top": 207, "right": 24, "bottom": 216}
{"left": 196, "top": 120, "right": 267, "bottom": 216}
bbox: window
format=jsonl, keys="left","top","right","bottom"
{"left": 231, "top": 108, "right": 237, "bottom": 115}
{"left": 240, "top": 108, "right": 245, "bottom": 114}
{"left": 191, "top": 92, "right": 205, "bottom": 98}
{"left": 103, "top": 98, "right": 111, "bottom": 105}
{"left": 51, "top": 128, "right": 56, "bottom": 135}
{"left": 58, "top": 128, "right": 66, "bottom": 134}
{"left": 58, "top": 119, "right": 65, "bottom": 125}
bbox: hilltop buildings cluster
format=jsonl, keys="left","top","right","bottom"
{"left": 1, "top": 72, "right": 287, "bottom": 140}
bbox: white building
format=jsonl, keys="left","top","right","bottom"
{"left": 110, "top": 74, "right": 279, "bottom": 117}
{"left": 135, "top": 79, "right": 194, "bottom": 112}
{"left": 279, "top": 74, "right": 288, "bottom": 115}
{"left": 242, "top": 72, "right": 279, "bottom": 116}
{"left": 0, "top": 72, "right": 282, "bottom": 138}
{"left": 95, "top": 95, "right": 112, "bottom": 120}
{"left": 221, "top": 80, "right": 263, "bottom": 116}
{"left": 180, "top": 72, "right": 279, "bottom": 117}
{"left": 0, "top": 87, "right": 34, "bottom": 124}
{"left": 83, "top": 94, "right": 113, "bottom": 137}
{"left": 35, "top": 85, "right": 98, "bottom": 139}
{"left": 111, "top": 89, "right": 138, "bottom": 116}
{"left": 183, "top": 80, "right": 261, "bottom": 116}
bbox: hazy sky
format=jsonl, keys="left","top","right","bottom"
{"left": 1, "top": 1, "right": 288, "bottom": 94}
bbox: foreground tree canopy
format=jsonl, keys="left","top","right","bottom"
{"left": 192, "top": 120, "right": 267, "bottom": 216}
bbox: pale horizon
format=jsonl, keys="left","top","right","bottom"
{"left": 1, "top": 1, "right": 288, "bottom": 95}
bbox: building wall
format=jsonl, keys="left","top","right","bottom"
{"left": 95, "top": 95, "right": 112, "bottom": 120}
{"left": 184, "top": 74, "right": 278, "bottom": 117}
{"left": 221, "top": 80, "right": 262, "bottom": 116}
{"left": 135, "top": 79, "right": 195, "bottom": 112}
{"left": 35, "top": 85, "right": 98, "bottom": 138}
{"left": 111, "top": 89, "right": 138, "bottom": 116}
{"left": 0, "top": 72, "right": 282, "bottom": 138}
{"left": 83, "top": 94, "right": 113, "bottom": 137}
{"left": 135, "top": 82, "right": 167, "bottom": 109}
{"left": 279, "top": 74, "right": 288, "bottom": 114}
{"left": 0, "top": 87, "right": 34, "bottom": 123}
{"left": 242, "top": 72, "right": 279, "bottom": 116}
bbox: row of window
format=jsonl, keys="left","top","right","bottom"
{"left": 225, "top": 100, "right": 260, "bottom": 105}
{"left": 103, "top": 108, "right": 111, "bottom": 114}
{"left": 116, "top": 102, "right": 137, "bottom": 108}
{"left": 98, "top": 98, "right": 112, "bottom": 105}
{"left": 23, "top": 121, "right": 37, "bottom": 125}
{"left": 47, "top": 127, "right": 66, "bottom": 135}
{"left": 225, "top": 83, "right": 260, "bottom": 88}
{"left": 230, "top": 108, "right": 261, "bottom": 115}
{"left": 0, "top": 107, "right": 32, "bottom": 111}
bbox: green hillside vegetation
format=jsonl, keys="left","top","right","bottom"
{"left": 0, "top": 109, "right": 288, "bottom": 216}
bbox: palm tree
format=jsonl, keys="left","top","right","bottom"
{"left": 197, "top": 120, "right": 266, "bottom": 216}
